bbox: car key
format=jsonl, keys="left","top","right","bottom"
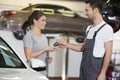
{"left": 53, "top": 42, "right": 59, "bottom": 47}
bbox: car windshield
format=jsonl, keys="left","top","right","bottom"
{"left": 0, "top": 37, "right": 26, "bottom": 68}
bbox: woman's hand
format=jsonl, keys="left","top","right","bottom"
{"left": 45, "top": 46, "right": 57, "bottom": 52}
{"left": 46, "top": 56, "right": 52, "bottom": 63}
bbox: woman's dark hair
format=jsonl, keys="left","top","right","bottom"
{"left": 85, "top": 0, "right": 104, "bottom": 13}
{"left": 21, "top": 10, "right": 45, "bottom": 34}
{"left": 27, "top": 10, "right": 45, "bottom": 25}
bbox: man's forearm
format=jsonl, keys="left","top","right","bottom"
{"left": 100, "top": 52, "right": 112, "bottom": 75}
{"left": 100, "top": 41, "right": 113, "bottom": 75}
{"left": 67, "top": 43, "right": 84, "bottom": 52}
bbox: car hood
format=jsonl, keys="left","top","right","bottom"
{"left": 0, "top": 68, "right": 48, "bottom": 80}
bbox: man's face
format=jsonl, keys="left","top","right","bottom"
{"left": 85, "top": 3, "right": 95, "bottom": 20}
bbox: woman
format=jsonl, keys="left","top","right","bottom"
{"left": 23, "top": 10, "right": 56, "bottom": 73}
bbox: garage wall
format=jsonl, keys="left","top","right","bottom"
{"left": 47, "top": 35, "right": 82, "bottom": 77}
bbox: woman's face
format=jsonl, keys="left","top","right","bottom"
{"left": 34, "top": 15, "right": 47, "bottom": 30}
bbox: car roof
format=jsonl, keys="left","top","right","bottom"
{"left": 22, "top": 3, "right": 72, "bottom": 10}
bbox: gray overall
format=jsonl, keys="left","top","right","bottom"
{"left": 80, "top": 23, "right": 106, "bottom": 80}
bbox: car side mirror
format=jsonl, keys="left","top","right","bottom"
{"left": 30, "top": 58, "right": 46, "bottom": 71}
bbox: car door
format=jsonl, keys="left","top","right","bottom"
{"left": 0, "top": 36, "right": 48, "bottom": 80}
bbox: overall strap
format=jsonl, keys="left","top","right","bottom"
{"left": 84, "top": 25, "right": 92, "bottom": 41}
{"left": 93, "top": 23, "right": 107, "bottom": 38}
{"left": 86, "top": 25, "right": 92, "bottom": 36}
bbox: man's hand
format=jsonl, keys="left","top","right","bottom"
{"left": 97, "top": 73, "right": 106, "bottom": 80}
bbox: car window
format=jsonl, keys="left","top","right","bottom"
{"left": 33, "top": 4, "right": 76, "bottom": 17}
{"left": 0, "top": 37, "right": 26, "bottom": 68}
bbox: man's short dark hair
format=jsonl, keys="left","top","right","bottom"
{"left": 85, "top": 0, "right": 104, "bottom": 13}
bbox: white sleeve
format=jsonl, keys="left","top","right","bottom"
{"left": 102, "top": 24, "right": 113, "bottom": 42}
{"left": 86, "top": 25, "right": 92, "bottom": 33}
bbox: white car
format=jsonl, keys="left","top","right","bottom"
{"left": 0, "top": 30, "right": 48, "bottom": 80}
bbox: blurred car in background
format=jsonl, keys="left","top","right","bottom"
{"left": 0, "top": 30, "right": 48, "bottom": 80}
{"left": 102, "top": 0, "right": 120, "bottom": 33}
{"left": 0, "top": 4, "right": 91, "bottom": 36}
